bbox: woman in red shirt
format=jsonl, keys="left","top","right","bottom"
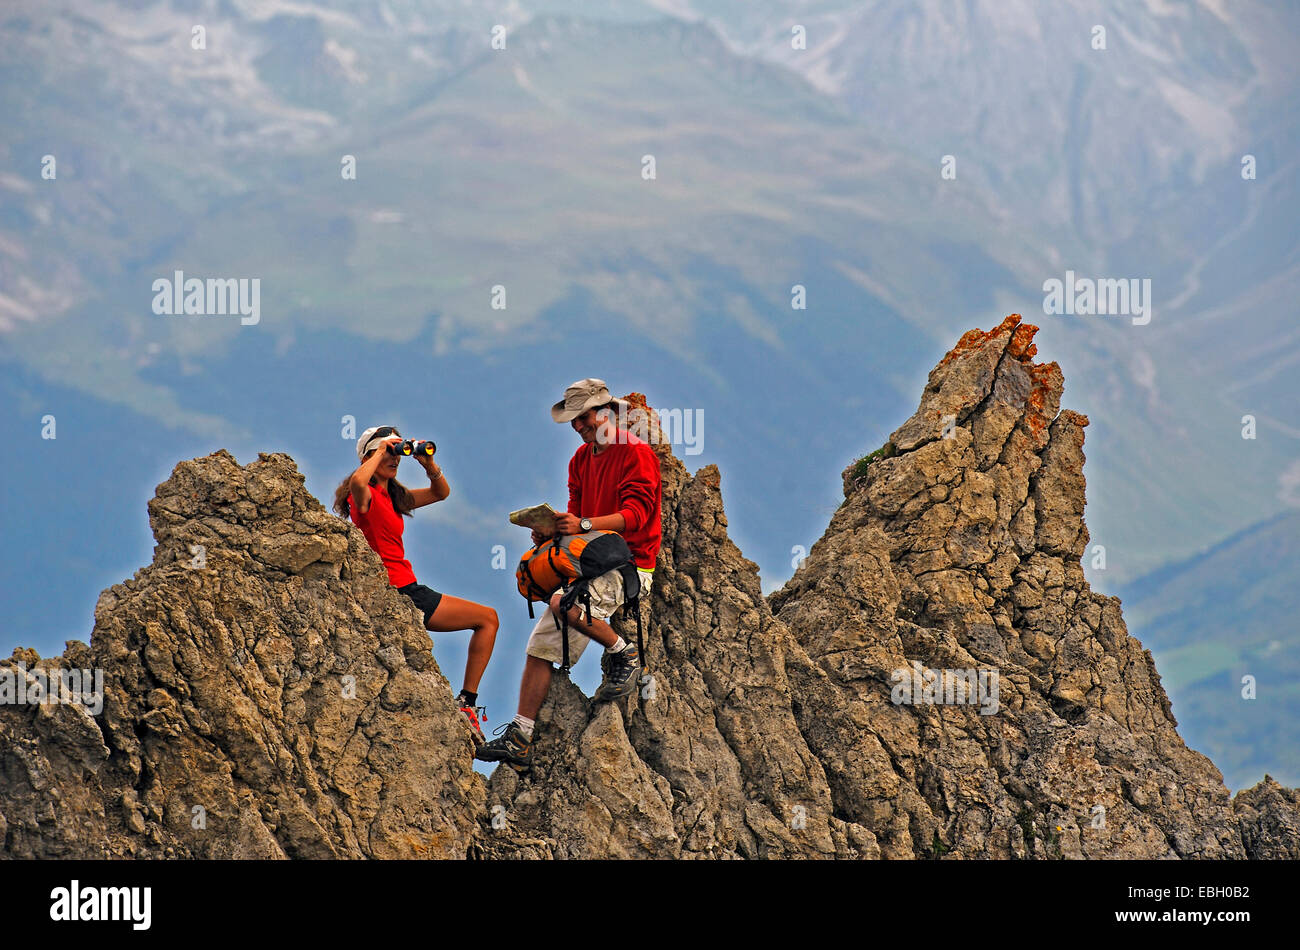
{"left": 333, "top": 425, "right": 496, "bottom": 745}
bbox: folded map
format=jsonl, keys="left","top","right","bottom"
{"left": 509, "top": 503, "right": 559, "bottom": 533}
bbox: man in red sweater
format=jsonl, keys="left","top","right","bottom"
{"left": 477, "top": 378, "right": 662, "bottom": 772}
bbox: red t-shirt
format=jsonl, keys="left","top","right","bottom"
{"left": 567, "top": 430, "right": 662, "bottom": 569}
{"left": 349, "top": 481, "right": 417, "bottom": 588}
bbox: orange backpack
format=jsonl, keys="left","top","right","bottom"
{"left": 516, "top": 529, "right": 644, "bottom": 672}
{"left": 516, "top": 531, "right": 591, "bottom": 606}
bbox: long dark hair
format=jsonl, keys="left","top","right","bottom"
{"left": 334, "top": 458, "right": 416, "bottom": 519}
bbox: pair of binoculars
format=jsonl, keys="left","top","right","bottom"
{"left": 386, "top": 439, "right": 436, "bottom": 457}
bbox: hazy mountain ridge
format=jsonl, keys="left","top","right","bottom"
{"left": 1119, "top": 510, "right": 1300, "bottom": 790}
{"left": 3, "top": 4, "right": 1292, "bottom": 582}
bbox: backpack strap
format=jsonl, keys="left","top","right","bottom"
{"left": 559, "top": 608, "right": 570, "bottom": 674}
{"left": 556, "top": 580, "right": 591, "bottom": 675}
{"left": 634, "top": 594, "right": 645, "bottom": 672}
{"left": 520, "top": 556, "right": 547, "bottom": 612}
{"left": 557, "top": 577, "right": 585, "bottom": 616}
{"left": 556, "top": 578, "right": 577, "bottom": 674}
{"left": 617, "top": 562, "right": 646, "bottom": 670}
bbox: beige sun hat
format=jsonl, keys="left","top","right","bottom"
{"left": 551, "top": 378, "right": 630, "bottom": 423}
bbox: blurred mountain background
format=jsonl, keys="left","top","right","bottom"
{"left": 1, "top": 0, "right": 1296, "bottom": 790}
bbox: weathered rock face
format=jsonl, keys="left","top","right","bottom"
{"left": 1233, "top": 776, "right": 1300, "bottom": 860}
{"left": 771, "top": 315, "right": 1250, "bottom": 858}
{"left": 1, "top": 451, "right": 484, "bottom": 858}
{"left": 480, "top": 456, "right": 876, "bottom": 858}
{"left": 3, "top": 315, "right": 1296, "bottom": 859}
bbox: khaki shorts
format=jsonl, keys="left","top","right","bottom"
{"left": 526, "top": 568, "right": 653, "bottom": 666}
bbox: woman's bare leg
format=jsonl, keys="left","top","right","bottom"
{"left": 426, "top": 595, "right": 498, "bottom": 694}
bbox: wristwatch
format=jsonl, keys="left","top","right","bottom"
{"left": 579, "top": 518, "right": 593, "bottom": 532}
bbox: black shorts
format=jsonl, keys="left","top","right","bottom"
{"left": 397, "top": 583, "right": 443, "bottom": 624}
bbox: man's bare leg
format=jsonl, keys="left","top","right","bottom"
{"left": 518, "top": 655, "right": 553, "bottom": 722}
{"left": 517, "top": 597, "right": 619, "bottom": 720}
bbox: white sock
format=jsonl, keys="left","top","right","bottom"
{"left": 512, "top": 714, "right": 535, "bottom": 740}
{"left": 606, "top": 636, "right": 628, "bottom": 654}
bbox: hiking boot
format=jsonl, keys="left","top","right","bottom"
{"left": 594, "top": 644, "right": 640, "bottom": 702}
{"left": 475, "top": 721, "right": 533, "bottom": 773}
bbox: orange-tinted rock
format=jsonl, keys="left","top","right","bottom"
{"left": 1006, "top": 320, "right": 1040, "bottom": 361}
{"left": 938, "top": 313, "right": 1024, "bottom": 367}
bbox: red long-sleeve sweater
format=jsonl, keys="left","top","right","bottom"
{"left": 567, "top": 430, "right": 662, "bottom": 569}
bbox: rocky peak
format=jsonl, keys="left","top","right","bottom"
{"left": 3, "top": 450, "right": 484, "bottom": 858}
{"left": 3, "top": 316, "right": 1296, "bottom": 859}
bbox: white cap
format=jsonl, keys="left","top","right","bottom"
{"left": 356, "top": 425, "right": 401, "bottom": 459}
